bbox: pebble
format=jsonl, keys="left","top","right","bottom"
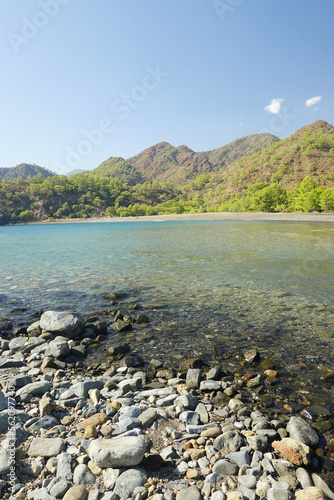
{"left": 0, "top": 306, "right": 334, "bottom": 500}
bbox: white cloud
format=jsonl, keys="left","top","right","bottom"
{"left": 264, "top": 98, "right": 284, "bottom": 114}
{"left": 306, "top": 95, "right": 322, "bottom": 107}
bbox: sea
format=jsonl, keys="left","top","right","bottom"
{"left": 1, "top": 219, "right": 334, "bottom": 412}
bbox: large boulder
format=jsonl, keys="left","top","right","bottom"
{"left": 88, "top": 436, "right": 146, "bottom": 468}
{"left": 40, "top": 311, "right": 85, "bottom": 339}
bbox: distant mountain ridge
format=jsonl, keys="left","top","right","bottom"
{"left": 0, "top": 163, "right": 54, "bottom": 181}
{"left": 92, "top": 133, "right": 280, "bottom": 184}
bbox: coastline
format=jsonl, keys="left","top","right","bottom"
{"left": 24, "top": 211, "right": 334, "bottom": 226}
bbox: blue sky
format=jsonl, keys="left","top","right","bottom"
{"left": 1, "top": 0, "right": 333, "bottom": 174}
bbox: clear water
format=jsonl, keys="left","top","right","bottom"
{"left": 1, "top": 220, "right": 334, "bottom": 409}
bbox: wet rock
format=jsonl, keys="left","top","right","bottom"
{"left": 88, "top": 436, "right": 146, "bottom": 468}
{"left": 244, "top": 348, "right": 260, "bottom": 364}
{"left": 40, "top": 311, "right": 86, "bottom": 339}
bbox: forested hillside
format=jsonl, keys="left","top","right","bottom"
{"left": 0, "top": 120, "right": 333, "bottom": 225}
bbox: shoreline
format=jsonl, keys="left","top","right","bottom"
{"left": 21, "top": 211, "right": 334, "bottom": 226}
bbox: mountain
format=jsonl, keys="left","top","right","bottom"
{"left": 95, "top": 133, "right": 279, "bottom": 185}
{"left": 91, "top": 157, "right": 145, "bottom": 186}
{"left": 199, "top": 133, "right": 280, "bottom": 169}
{"left": 218, "top": 120, "right": 334, "bottom": 193}
{"left": 0, "top": 163, "right": 54, "bottom": 181}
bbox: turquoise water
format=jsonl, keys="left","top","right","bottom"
{"left": 1, "top": 220, "right": 334, "bottom": 408}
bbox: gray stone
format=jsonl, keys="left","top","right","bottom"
{"left": 135, "top": 386, "right": 176, "bottom": 400}
{"left": 312, "top": 473, "right": 334, "bottom": 500}
{"left": 0, "top": 391, "right": 7, "bottom": 411}
{"left": 160, "top": 445, "right": 178, "bottom": 461}
{"left": 114, "top": 467, "right": 147, "bottom": 499}
{"left": 0, "top": 408, "right": 30, "bottom": 433}
{"left": 28, "top": 437, "right": 65, "bottom": 457}
{"left": 88, "top": 436, "right": 146, "bottom": 468}
{"left": 28, "top": 415, "right": 59, "bottom": 432}
{"left": 286, "top": 417, "right": 319, "bottom": 447}
{"left": 179, "top": 411, "right": 200, "bottom": 426}
{"left": 200, "top": 380, "right": 222, "bottom": 391}
{"left": 267, "top": 488, "right": 293, "bottom": 500}
{"left": 0, "top": 357, "right": 25, "bottom": 368}
{"left": 238, "top": 475, "right": 257, "bottom": 488}
{"left": 238, "top": 486, "right": 256, "bottom": 500}
{"left": 156, "top": 394, "right": 178, "bottom": 407}
{"left": 195, "top": 402, "right": 209, "bottom": 423}
{"left": 118, "top": 405, "right": 141, "bottom": 419}
{"left": 213, "top": 459, "right": 239, "bottom": 476}
{"left": 214, "top": 431, "right": 244, "bottom": 452}
{"left": 70, "top": 380, "right": 105, "bottom": 398}
{"left": 11, "top": 374, "right": 32, "bottom": 387}
{"left": 226, "top": 449, "right": 251, "bottom": 467}
{"left": 48, "top": 478, "right": 70, "bottom": 498}
{"left": 27, "top": 488, "right": 57, "bottom": 500}
{"left": 57, "top": 452, "right": 73, "bottom": 481}
{"left": 211, "top": 493, "right": 226, "bottom": 500}
{"left": 16, "top": 381, "right": 51, "bottom": 402}
{"left": 0, "top": 447, "right": 11, "bottom": 474}
{"left": 112, "top": 416, "right": 141, "bottom": 436}
{"left": 272, "top": 459, "right": 295, "bottom": 477}
{"left": 73, "top": 464, "right": 96, "bottom": 485}
{"left": 138, "top": 408, "right": 157, "bottom": 428}
{"left": 9, "top": 336, "right": 29, "bottom": 351}
{"left": 174, "top": 394, "right": 198, "bottom": 410}
{"left": 20, "top": 337, "right": 46, "bottom": 353}
{"left": 186, "top": 368, "right": 201, "bottom": 389}
{"left": 40, "top": 310, "right": 86, "bottom": 338}
{"left": 296, "top": 467, "right": 313, "bottom": 489}
{"left": 176, "top": 486, "right": 202, "bottom": 499}
{"left": 45, "top": 340, "right": 70, "bottom": 359}
{"left": 246, "top": 434, "right": 268, "bottom": 451}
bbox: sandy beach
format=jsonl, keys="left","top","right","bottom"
{"left": 27, "top": 211, "right": 334, "bottom": 225}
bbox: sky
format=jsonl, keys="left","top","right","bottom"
{"left": 1, "top": 0, "right": 334, "bottom": 174}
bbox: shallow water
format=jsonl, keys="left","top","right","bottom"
{"left": 1, "top": 220, "right": 334, "bottom": 410}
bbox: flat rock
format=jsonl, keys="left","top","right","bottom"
{"left": 28, "top": 415, "right": 59, "bottom": 432}
{"left": 286, "top": 417, "right": 319, "bottom": 447}
{"left": 28, "top": 437, "right": 65, "bottom": 457}
{"left": 0, "top": 358, "right": 25, "bottom": 368}
{"left": 40, "top": 311, "right": 86, "bottom": 339}
{"left": 0, "top": 409, "right": 30, "bottom": 433}
{"left": 27, "top": 488, "right": 57, "bottom": 500}
{"left": 16, "top": 381, "right": 51, "bottom": 402}
{"left": 88, "top": 436, "right": 146, "bottom": 468}
{"left": 77, "top": 412, "right": 108, "bottom": 429}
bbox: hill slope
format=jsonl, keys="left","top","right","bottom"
{"left": 95, "top": 133, "right": 279, "bottom": 185}
{"left": 219, "top": 120, "right": 334, "bottom": 192}
{"left": 0, "top": 163, "right": 54, "bottom": 181}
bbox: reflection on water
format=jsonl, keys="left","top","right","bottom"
{"left": 0, "top": 220, "right": 334, "bottom": 407}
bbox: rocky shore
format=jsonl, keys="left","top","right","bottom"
{"left": 1, "top": 303, "right": 334, "bottom": 499}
